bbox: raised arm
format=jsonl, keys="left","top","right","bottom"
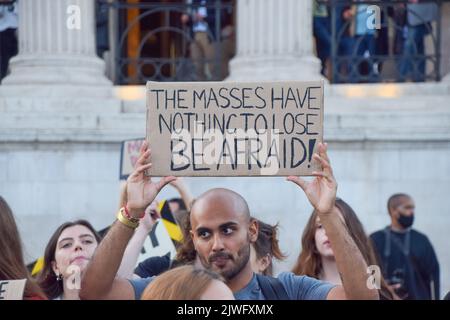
{"left": 287, "top": 142, "right": 379, "bottom": 300}
{"left": 80, "top": 141, "right": 176, "bottom": 299}
{"left": 118, "top": 180, "right": 127, "bottom": 209}
{"left": 169, "top": 178, "right": 194, "bottom": 211}
{"left": 117, "top": 206, "right": 160, "bottom": 279}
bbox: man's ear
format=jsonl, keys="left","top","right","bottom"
{"left": 249, "top": 219, "right": 258, "bottom": 243}
{"left": 391, "top": 208, "right": 399, "bottom": 219}
{"left": 260, "top": 254, "right": 271, "bottom": 273}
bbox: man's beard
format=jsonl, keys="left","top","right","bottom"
{"left": 202, "top": 243, "right": 251, "bottom": 281}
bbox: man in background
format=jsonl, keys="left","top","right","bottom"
{"left": 0, "top": 0, "right": 18, "bottom": 82}
{"left": 371, "top": 193, "right": 440, "bottom": 299}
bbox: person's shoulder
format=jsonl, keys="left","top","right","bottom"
{"left": 370, "top": 229, "right": 385, "bottom": 237}
{"left": 129, "top": 276, "right": 153, "bottom": 286}
{"left": 369, "top": 229, "right": 386, "bottom": 242}
{"left": 277, "top": 271, "right": 324, "bottom": 286}
{"left": 146, "top": 254, "right": 171, "bottom": 263}
{"left": 135, "top": 254, "right": 171, "bottom": 277}
{"left": 410, "top": 228, "right": 427, "bottom": 238}
{"left": 410, "top": 229, "right": 433, "bottom": 245}
{"left": 276, "top": 272, "right": 334, "bottom": 300}
{"left": 128, "top": 277, "right": 154, "bottom": 300}
{"left": 277, "top": 271, "right": 307, "bottom": 283}
{"left": 411, "top": 229, "right": 430, "bottom": 242}
{"left": 275, "top": 272, "right": 302, "bottom": 299}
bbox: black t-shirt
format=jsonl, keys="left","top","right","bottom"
{"left": 370, "top": 227, "right": 440, "bottom": 300}
{"left": 134, "top": 253, "right": 172, "bottom": 278}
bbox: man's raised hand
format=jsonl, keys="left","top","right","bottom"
{"left": 287, "top": 142, "right": 337, "bottom": 215}
{"left": 126, "top": 141, "right": 176, "bottom": 218}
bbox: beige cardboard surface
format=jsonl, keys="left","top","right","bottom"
{"left": 146, "top": 81, "right": 323, "bottom": 176}
{"left": 0, "top": 279, "right": 27, "bottom": 300}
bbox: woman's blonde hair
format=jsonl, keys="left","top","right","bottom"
{"left": 141, "top": 265, "right": 225, "bottom": 300}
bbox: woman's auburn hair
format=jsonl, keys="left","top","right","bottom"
{"left": 0, "top": 196, "right": 46, "bottom": 299}
{"left": 141, "top": 264, "right": 223, "bottom": 300}
{"left": 252, "top": 219, "right": 286, "bottom": 276}
{"left": 292, "top": 198, "right": 395, "bottom": 300}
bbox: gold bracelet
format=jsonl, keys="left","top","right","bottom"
{"left": 117, "top": 209, "right": 139, "bottom": 229}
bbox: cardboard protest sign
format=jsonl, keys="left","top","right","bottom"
{"left": 0, "top": 279, "right": 27, "bottom": 300}
{"left": 146, "top": 81, "right": 324, "bottom": 176}
{"left": 119, "top": 138, "right": 145, "bottom": 180}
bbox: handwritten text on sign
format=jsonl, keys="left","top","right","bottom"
{"left": 0, "top": 279, "right": 26, "bottom": 300}
{"left": 146, "top": 81, "right": 324, "bottom": 176}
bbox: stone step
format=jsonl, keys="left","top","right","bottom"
{"left": 0, "top": 97, "right": 122, "bottom": 114}
{"left": 326, "top": 82, "right": 450, "bottom": 97}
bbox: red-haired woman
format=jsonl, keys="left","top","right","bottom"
{"left": 0, "top": 196, "right": 46, "bottom": 300}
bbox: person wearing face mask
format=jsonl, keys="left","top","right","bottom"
{"left": 370, "top": 193, "right": 440, "bottom": 300}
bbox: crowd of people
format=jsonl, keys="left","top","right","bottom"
{"left": 0, "top": 0, "right": 446, "bottom": 301}
{"left": 0, "top": 141, "right": 446, "bottom": 300}
{"left": 313, "top": 0, "right": 439, "bottom": 82}
{"left": 1, "top": 0, "right": 444, "bottom": 84}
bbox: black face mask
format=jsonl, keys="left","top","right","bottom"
{"left": 398, "top": 214, "right": 414, "bottom": 228}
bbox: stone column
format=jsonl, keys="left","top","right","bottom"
{"left": 442, "top": 2, "right": 450, "bottom": 81}
{"left": 227, "top": 0, "right": 323, "bottom": 81}
{"left": 2, "top": 0, "right": 111, "bottom": 95}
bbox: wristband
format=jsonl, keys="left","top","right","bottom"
{"left": 124, "top": 204, "right": 145, "bottom": 220}
{"left": 117, "top": 208, "right": 139, "bottom": 229}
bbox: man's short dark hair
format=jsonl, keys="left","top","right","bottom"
{"left": 387, "top": 193, "right": 411, "bottom": 215}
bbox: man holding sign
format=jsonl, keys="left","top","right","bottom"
{"left": 81, "top": 142, "right": 378, "bottom": 299}
{"left": 80, "top": 81, "right": 378, "bottom": 300}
